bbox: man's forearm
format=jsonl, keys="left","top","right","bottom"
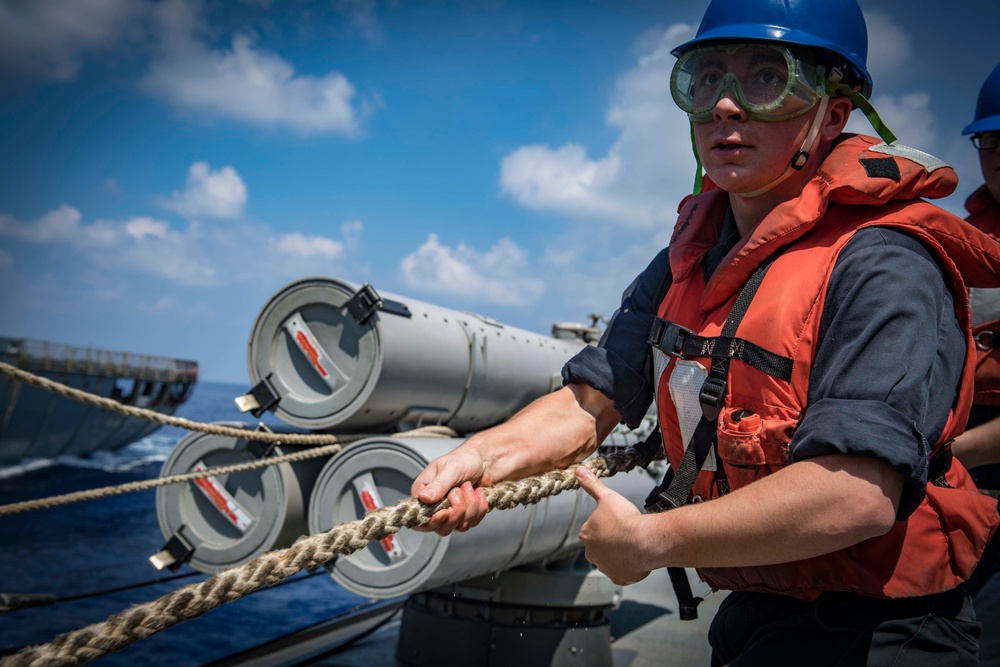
{"left": 468, "top": 383, "right": 622, "bottom": 483}
{"left": 634, "top": 453, "right": 903, "bottom": 570}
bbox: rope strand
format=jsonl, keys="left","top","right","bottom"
{"left": 0, "top": 448, "right": 642, "bottom": 667}
{"left": 0, "top": 425, "right": 456, "bottom": 516}
{"left": 0, "top": 361, "right": 455, "bottom": 515}
{"left": 0, "top": 353, "right": 649, "bottom": 667}
{"left": 1, "top": 361, "right": 344, "bottom": 445}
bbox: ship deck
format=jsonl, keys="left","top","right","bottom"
{"left": 207, "top": 568, "right": 722, "bottom": 667}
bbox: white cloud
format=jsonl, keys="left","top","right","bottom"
{"left": 264, "top": 223, "right": 365, "bottom": 279}
{"left": 496, "top": 24, "right": 722, "bottom": 324}
{"left": 844, "top": 12, "right": 945, "bottom": 159}
{"left": 0, "top": 201, "right": 370, "bottom": 289}
{"left": 161, "top": 162, "right": 248, "bottom": 220}
{"left": 276, "top": 233, "right": 345, "bottom": 259}
{"left": 140, "top": 0, "right": 373, "bottom": 135}
{"left": 501, "top": 145, "right": 636, "bottom": 222}
{"left": 0, "top": 205, "right": 218, "bottom": 285}
{"left": 846, "top": 91, "right": 938, "bottom": 152}
{"left": 399, "top": 233, "right": 545, "bottom": 306}
{"left": 126, "top": 217, "right": 170, "bottom": 240}
{"left": 862, "top": 9, "right": 912, "bottom": 86}
{"left": 0, "top": 205, "right": 127, "bottom": 249}
{"left": 499, "top": 23, "right": 697, "bottom": 230}
{"left": 0, "top": 205, "right": 83, "bottom": 243}
{"left": 0, "top": 154, "right": 363, "bottom": 290}
{"left": 0, "top": 205, "right": 124, "bottom": 247}
{"left": 0, "top": 0, "right": 146, "bottom": 81}
{"left": 81, "top": 219, "right": 124, "bottom": 247}
{"left": 114, "top": 236, "right": 218, "bottom": 284}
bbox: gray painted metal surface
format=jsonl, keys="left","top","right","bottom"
{"left": 246, "top": 277, "right": 585, "bottom": 433}
{"left": 225, "top": 564, "right": 721, "bottom": 666}
{"left": 308, "top": 436, "right": 656, "bottom": 599}
{"left": 155, "top": 422, "right": 329, "bottom": 573}
{"left": 0, "top": 336, "right": 198, "bottom": 466}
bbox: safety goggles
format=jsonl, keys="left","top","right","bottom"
{"left": 670, "top": 43, "right": 829, "bottom": 123}
{"left": 971, "top": 132, "right": 1000, "bottom": 151}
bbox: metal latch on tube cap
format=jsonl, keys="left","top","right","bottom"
{"left": 149, "top": 530, "right": 195, "bottom": 572}
{"left": 234, "top": 374, "right": 280, "bottom": 417}
{"left": 346, "top": 284, "right": 411, "bottom": 323}
{"left": 244, "top": 423, "right": 279, "bottom": 459}
{"left": 346, "top": 284, "right": 383, "bottom": 324}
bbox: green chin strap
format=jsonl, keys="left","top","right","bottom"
{"left": 686, "top": 83, "right": 898, "bottom": 196}
{"left": 827, "top": 82, "right": 898, "bottom": 145}
{"left": 690, "top": 122, "right": 705, "bottom": 195}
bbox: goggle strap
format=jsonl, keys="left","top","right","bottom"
{"left": 690, "top": 122, "right": 704, "bottom": 195}
{"left": 830, "top": 82, "right": 898, "bottom": 145}
{"left": 741, "top": 95, "right": 830, "bottom": 198}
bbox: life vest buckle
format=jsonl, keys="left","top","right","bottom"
{"left": 698, "top": 377, "right": 727, "bottom": 421}
{"left": 648, "top": 318, "right": 694, "bottom": 358}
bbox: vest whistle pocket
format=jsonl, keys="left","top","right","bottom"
{"left": 718, "top": 407, "right": 764, "bottom": 467}
{"left": 717, "top": 407, "right": 767, "bottom": 492}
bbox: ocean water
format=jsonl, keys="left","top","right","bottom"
{"left": 0, "top": 381, "right": 372, "bottom": 665}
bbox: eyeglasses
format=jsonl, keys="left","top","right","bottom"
{"left": 670, "top": 43, "right": 829, "bottom": 123}
{"left": 971, "top": 133, "right": 1000, "bottom": 151}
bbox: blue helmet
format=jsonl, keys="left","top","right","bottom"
{"left": 963, "top": 63, "right": 1000, "bottom": 135}
{"left": 672, "top": 0, "right": 873, "bottom": 98}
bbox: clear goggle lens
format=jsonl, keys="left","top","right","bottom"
{"left": 670, "top": 43, "right": 827, "bottom": 122}
{"left": 972, "top": 132, "right": 1000, "bottom": 151}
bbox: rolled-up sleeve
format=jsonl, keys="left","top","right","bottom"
{"left": 789, "top": 227, "right": 965, "bottom": 520}
{"left": 562, "top": 246, "right": 670, "bottom": 428}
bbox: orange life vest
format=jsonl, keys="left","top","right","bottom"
{"left": 653, "top": 135, "right": 1000, "bottom": 600}
{"left": 965, "top": 184, "right": 1000, "bottom": 407}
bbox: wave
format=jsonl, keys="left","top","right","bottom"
{"left": 0, "top": 457, "right": 55, "bottom": 479}
{"left": 0, "top": 432, "right": 183, "bottom": 479}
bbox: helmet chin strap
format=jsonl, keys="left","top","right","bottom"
{"left": 740, "top": 95, "right": 831, "bottom": 198}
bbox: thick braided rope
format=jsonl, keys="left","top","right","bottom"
{"left": 1, "top": 448, "right": 642, "bottom": 667}
{"left": 0, "top": 425, "right": 457, "bottom": 517}
{"left": 0, "top": 361, "right": 344, "bottom": 445}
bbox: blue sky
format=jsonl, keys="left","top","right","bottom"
{"left": 1, "top": 0, "right": 998, "bottom": 384}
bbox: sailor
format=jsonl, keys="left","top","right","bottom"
{"left": 412, "top": 0, "right": 1000, "bottom": 662}
{"left": 953, "top": 62, "right": 1000, "bottom": 667}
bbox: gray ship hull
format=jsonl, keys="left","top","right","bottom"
{"left": 0, "top": 337, "right": 198, "bottom": 466}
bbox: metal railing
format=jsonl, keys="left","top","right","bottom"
{"left": 0, "top": 337, "right": 199, "bottom": 383}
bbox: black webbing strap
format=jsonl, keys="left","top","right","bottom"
{"left": 929, "top": 442, "right": 954, "bottom": 488}
{"left": 630, "top": 428, "right": 665, "bottom": 469}
{"left": 646, "top": 253, "right": 783, "bottom": 621}
{"left": 667, "top": 566, "right": 702, "bottom": 622}
{"left": 648, "top": 325, "right": 794, "bottom": 383}
{"left": 648, "top": 418, "right": 717, "bottom": 511}
{"left": 648, "top": 253, "right": 781, "bottom": 509}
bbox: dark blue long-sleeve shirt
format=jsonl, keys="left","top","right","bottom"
{"left": 563, "top": 210, "right": 965, "bottom": 520}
